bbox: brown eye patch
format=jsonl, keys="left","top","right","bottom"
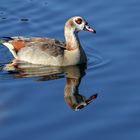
{"left": 75, "top": 18, "right": 83, "bottom": 24}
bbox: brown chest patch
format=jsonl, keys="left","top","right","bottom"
{"left": 11, "top": 40, "right": 25, "bottom": 52}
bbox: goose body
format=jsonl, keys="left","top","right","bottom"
{"left": 0, "top": 16, "right": 96, "bottom": 66}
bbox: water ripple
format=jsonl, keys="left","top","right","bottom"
{"left": 0, "top": 0, "right": 140, "bottom": 140}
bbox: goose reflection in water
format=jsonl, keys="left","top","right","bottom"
{"left": 4, "top": 63, "right": 98, "bottom": 111}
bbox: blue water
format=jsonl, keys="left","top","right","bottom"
{"left": 0, "top": 0, "right": 140, "bottom": 140}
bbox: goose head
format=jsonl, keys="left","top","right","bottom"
{"left": 65, "top": 16, "right": 96, "bottom": 33}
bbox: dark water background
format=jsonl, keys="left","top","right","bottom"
{"left": 0, "top": 0, "right": 140, "bottom": 140}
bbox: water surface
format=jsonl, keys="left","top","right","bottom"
{"left": 0, "top": 0, "right": 140, "bottom": 140}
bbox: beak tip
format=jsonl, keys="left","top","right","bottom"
{"left": 93, "top": 30, "right": 96, "bottom": 34}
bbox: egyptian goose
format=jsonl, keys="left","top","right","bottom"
{"left": 0, "top": 16, "right": 96, "bottom": 66}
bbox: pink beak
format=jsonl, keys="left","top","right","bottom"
{"left": 84, "top": 24, "right": 96, "bottom": 33}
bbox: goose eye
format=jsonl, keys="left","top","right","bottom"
{"left": 75, "top": 18, "right": 83, "bottom": 24}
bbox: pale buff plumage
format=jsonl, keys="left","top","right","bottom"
{"left": 1, "top": 16, "right": 96, "bottom": 66}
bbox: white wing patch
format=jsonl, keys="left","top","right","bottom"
{"left": 3, "top": 42, "right": 18, "bottom": 58}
